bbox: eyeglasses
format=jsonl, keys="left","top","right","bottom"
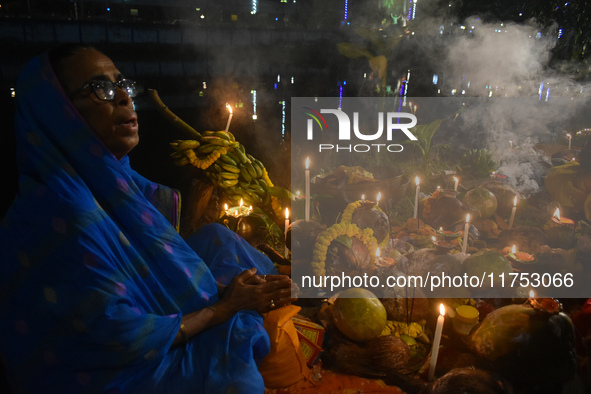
{"left": 69, "top": 79, "right": 138, "bottom": 101}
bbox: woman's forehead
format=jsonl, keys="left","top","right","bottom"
{"left": 60, "top": 49, "right": 120, "bottom": 89}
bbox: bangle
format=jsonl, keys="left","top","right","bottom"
{"left": 179, "top": 323, "right": 189, "bottom": 343}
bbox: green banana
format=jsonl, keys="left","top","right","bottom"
{"left": 199, "top": 144, "right": 221, "bottom": 154}
{"left": 246, "top": 191, "right": 263, "bottom": 204}
{"left": 226, "top": 151, "right": 242, "bottom": 164}
{"left": 240, "top": 166, "right": 252, "bottom": 182}
{"left": 212, "top": 131, "right": 232, "bottom": 140}
{"left": 219, "top": 154, "right": 237, "bottom": 167}
{"left": 220, "top": 179, "right": 239, "bottom": 187}
{"left": 251, "top": 160, "right": 264, "bottom": 178}
{"left": 250, "top": 184, "right": 265, "bottom": 196}
{"left": 174, "top": 157, "right": 190, "bottom": 166}
{"left": 221, "top": 172, "right": 240, "bottom": 180}
{"left": 201, "top": 136, "right": 230, "bottom": 146}
{"left": 220, "top": 163, "right": 240, "bottom": 174}
{"left": 233, "top": 148, "right": 248, "bottom": 164}
{"left": 176, "top": 139, "right": 200, "bottom": 150}
{"left": 244, "top": 162, "right": 257, "bottom": 179}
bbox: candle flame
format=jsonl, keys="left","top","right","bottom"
{"left": 376, "top": 192, "right": 381, "bottom": 202}
{"left": 453, "top": 176, "right": 458, "bottom": 183}
{"left": 439, "top": 303, "right": 445, "bottom": 316}
{"left": 512, "top": 245, "right": 516, "bottom": 254}
{"left": 432, "top": 236, "right": 436, "bottom": 242}
{"left": 285, "top": 207, "right": 289, "bottom": 219}
{"left": 439, "top": 227, "right": 443, "bottom": 231}
{"left": 296, "top": 190, "right": 301, "bottom": 196}
{"left": 361, "top": 194, "right": 365, "bottom": 201}
{"left": 437, "top": 185, "right": 441, "bottom": 190}
{"left": 529, "top": 289, "right": 535, "bottom": 299}
{"left": 226, "top": 103, "right": 233, "bottom": 114}
{"left": 466, "top": 213, "right": 470, "bottom": 222}
{"left": 572, "top": 157, "right": 576, "bottom": 161}
{"left": 415, "top": 176, "right": 420, "bottom": 186}
{"left": 567, "top": 133, "right": 572, "bottom": 139}
{"left": 224, "top": 203, "right": 228, "bottom": 211}
{"left": 553, "top": 207, "right": 560, "bottom": 220}
{"left": 305, "top": 157, "right": 310, "bottom": 169}
{"left": 376, "top": 247, "right": 380, "bottom": 257}
{"left": 239, "top": 198, "right": 243, "bottom": 208}
{"left": 249, "top": 205, "right": 252, "bottom": 212}
{"left": 513, "top": 196, "right": 518, "bottom": 206}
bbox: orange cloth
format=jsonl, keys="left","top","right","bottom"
{"left": 266, "top": 369, "right": 405, "bottom": 394}
{"left": 260, "top": 305, "right": 313, "bottom": 389}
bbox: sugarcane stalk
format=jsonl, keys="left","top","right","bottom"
{"left": 148, "top": 89, "right": 202, "bottom": 139}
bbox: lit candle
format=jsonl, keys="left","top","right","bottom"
{"left": 224, "top": 203, "right": 228, "bottom": 213}
{"left": 508, "top": 195, "right": 517, "bottom": 230}
{"left": 512, "top": 244, "right": 516, "bottom": 254}
{"left": 552, "top": 207, "right": 575, "bottom": 226}
{"left": 239, "top": 198, "right": 244, "bottom": 216}
{"left": 305, "top": 157, "right": 310, "bottom": 221}
{"left": 361, "top": 194, "right": 365, "bottom": 202}
{"left": 462, "top": 213, "right": 470, "bottom": 254}
{"left": 567, "top": 133, "right": 572, "bottom": 150}
{"left": 376, "top": 192, "right": 381, "bottom": 207}
{"left": 453, "top": 176, "right": 459, "bottom": 192}
{"left": 414, "top": 176, "right": 420, "bottom": 219}
{"left": 225, "top": 103, "right": 233, "bottom": 133}
{"left": 428, "top": 304, "right": 446, "bottom": 381}
{"left": 437, "top": 185, "right": 441, "bottom": 190}
{"left": 285, "top": 208, "right": 290, "bottom": 259}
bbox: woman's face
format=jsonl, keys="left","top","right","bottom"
{"left": 58, "top": 48, "right": 139, "bottom": 160}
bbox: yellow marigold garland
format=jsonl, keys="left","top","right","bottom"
{"left": 340, "top": 201, "right": 363, "bottom": 224}
{"left": 311, "top": 222, "right": 378, "bottom": 276}
{"left": 340, "top": 200, "right": 389, "bottom": 248}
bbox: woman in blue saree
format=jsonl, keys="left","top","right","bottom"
{"left": 0, "top": 45, "right": 294, "bottom": 393}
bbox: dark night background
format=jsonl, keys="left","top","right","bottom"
{"left": 1, "top": 0, "right": 591, "bottom": 218}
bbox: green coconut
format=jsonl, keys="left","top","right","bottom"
{"left": 462, "top": 251, "right": 512, "bottom": 289}
{"left": 333, "top": 288, "right": 387, "bottom": 342}
{"left": 468, "top": 304, "right": 577, "bottom": 390}
{"left": 462, "top": 187, "right": 498, "bottom": 219}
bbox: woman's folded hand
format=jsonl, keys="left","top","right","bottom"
{"left": 219, "top": 268, "right": 298, "bottom": 315}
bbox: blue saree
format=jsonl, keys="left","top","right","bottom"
{"left": 0, "top": 53, "right": 275, "bottom": 393}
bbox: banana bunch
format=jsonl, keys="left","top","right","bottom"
{"left": 171, "top": 131, "right": 281, "bottom": 215}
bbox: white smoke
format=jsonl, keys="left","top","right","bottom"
{"left": 430, "top": 16, "right": 591, "bottom": 196}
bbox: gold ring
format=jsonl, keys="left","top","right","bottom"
{"left": 270, "top": 300, "right": 275, "bottom": 308}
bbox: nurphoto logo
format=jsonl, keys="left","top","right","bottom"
{"left": 301, "top": 100, "right": 417, "bottom": 153}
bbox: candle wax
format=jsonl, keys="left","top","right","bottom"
{"left": 428, "top": 313, "right": 445, "bottom": 381}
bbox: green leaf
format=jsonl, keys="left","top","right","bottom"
{"left": 268, "top": 186, "right": 292, "bottom": 201}
{"left": 335, "top": 235, "right": 353, "bottom": 249}
{"left": 337, "top": 43, "right": 373, "bottom": 59}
